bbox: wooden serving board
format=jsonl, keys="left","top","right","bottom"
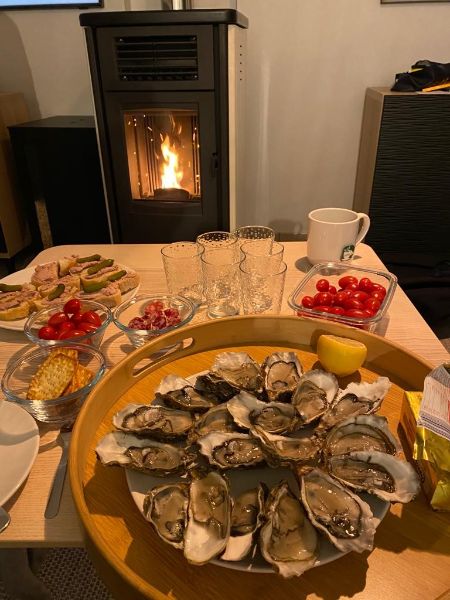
{"left": 69, "top": 316, "right": 450, "bottom": 600}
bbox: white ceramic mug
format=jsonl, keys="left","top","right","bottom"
{"left": 307, "top": 208, "right": 370, "bottom": 264}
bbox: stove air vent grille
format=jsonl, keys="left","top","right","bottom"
{"left": 114, "top": 35, "right": 198, "bottom": 81}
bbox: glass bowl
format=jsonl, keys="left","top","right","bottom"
{"left": 24, "top": 299, "right": 112, "bottom": 349}
{"left": 288, "top": 262, "right": 397, "bottom": 332}
{"left": 1, "top": 343, "right": 106, "bottom": 427}
{"left": 113, "top": 294, "right": 196, "bottom": 348}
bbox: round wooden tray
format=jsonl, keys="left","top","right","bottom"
{"left": 69, "top": 316, "right": 433, "bottom": 600}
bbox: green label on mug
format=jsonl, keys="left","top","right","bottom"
{"left": 341, "top": 244, "right": 355, "bottom": 261}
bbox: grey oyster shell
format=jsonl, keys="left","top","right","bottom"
{"left": 95, "top": 432, "right": 195, "bottom": 476}
{"left": 300, "top": 468, "right": 379, "bottom": 553}
{"left": 196, "top": 432, "right": 265, "bottom": 469}
{"left": 292, "top": 369, "right": 339, "bottom": 425}
{"left": 221, "top": 483, "right": 267, "bottom": 561}
{"left": 262, "top": 352, "right": 303, "bottom": 402}
{"left": 319, "top": 377, "right": 391, "bottom": 430}
{"left": 194, "top": 372, "right": 240, "bottom": 403}
{"left": 252, "top": 426, "right": 321, "bottom": 468}
{"left": 211, "top": 352, "right": 264, "bottom": 395}
{"left": 184, "top": 470, "right": 231, "bottom": 565}
{"left": 143, "top": 483, "right": 189, "bottom": 549}
{"left": 259, "top": 481, "right": 318, "bottom": 578}
{"left": 112, "top": 403, "right": 193, "bottom": 439}
{"left": 228, "top": 391, "right": 300, "bottom": 435}
{"left": 155, "top": 374, "right": 214, "bottom": 413}
{"left": 324, "top": 414, "right": 398, "bottom": 458}
{"left": 328, "top": 450, "right": 420, "bottom": 503}
{"left": 188, "top": 403, "right": 240, "bottom": 443}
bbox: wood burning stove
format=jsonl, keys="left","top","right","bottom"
{"left": 80, "top": 9, "right": 248, "bottom": 243}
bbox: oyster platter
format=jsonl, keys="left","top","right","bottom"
{"left": 95, "top": 348, "right": 420, "bottom": 578}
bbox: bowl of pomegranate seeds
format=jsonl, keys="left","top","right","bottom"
{"left": 288, "top": 263, "right": 397, "bottom": 332}
{"left": 112, "top": 294, "right": 196, "bottom": 348}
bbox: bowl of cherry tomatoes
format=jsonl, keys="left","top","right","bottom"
{"left": 24, "top": 298, "right": 112, "bottom": 348}
{"left": 288, "top": 263, "right": 397, "bottom": 331}
{"left": 112, "top": 294, "right": 196, "bottom": 348}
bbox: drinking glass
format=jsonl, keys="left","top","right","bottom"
{"left": 201, "top": 248, "right": 241, "bottom": 319}
{"left": 196, "top": 231, "right": 238, "bottom": 256}
{"left": 240, "top": 240, "right": 284, "bottom": 270}
{"left": 233, "top": 225, "right": 275, "bottom": 252}
{"left": 240, "top": 257, "right": 287, "bottom": 315}
{"left": 161, "top": 242, "right": 204, "bottom": 306}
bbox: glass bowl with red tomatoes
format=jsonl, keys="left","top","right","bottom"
{"left": 112, "top": 294, "right": 196, "bottom": 348}
{"left": 288, "top": 263, "right": 397, "bottom": 332}
{"left": 24, "top": 298, "right": 112, "bottom": 348}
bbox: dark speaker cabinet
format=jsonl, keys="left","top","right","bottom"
{"left": 8, "top": 116, "right": 110, "bottom": 251}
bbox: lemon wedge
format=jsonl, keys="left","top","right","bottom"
{"left": 317, "top": 334, "right": 367, "bottom": 376}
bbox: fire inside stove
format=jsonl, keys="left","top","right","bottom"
{"left": 124, "top": 109, "right": 201, "bottom": 202}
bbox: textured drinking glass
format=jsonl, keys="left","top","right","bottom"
{"left": 240, "top": 240, "right": 284, "bottom": 270}
{"left": 196, "top": 231, "right": 238, "bottom": 256}
{"left": 201, "top": 248, "right": 241, "bottom": 319}
{"left": 240, "top": 258, "right": 287, "bottom": 315}
{"left": 233, "top": 225, "right": 275, "bottom": 251}
{"left": 161, "top": 242, "right": 204, "bottom": 306}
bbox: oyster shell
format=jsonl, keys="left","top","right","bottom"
{"left": 95, "top": 432, "right": 195, "bottom": 476}
{"left": 252, "top": 426, "right": 321, "bottom": 468}
{"left": 259, "top": 481, "right": 318, "bottom": 578}
{"left": 184, "top": 470, "right": 231, "bottom": 565}
{"left": 328, "top": 450, "right": 420, "bottom": 503}
{"left": 228, "top": 391, "right": 300, "bottom": 435}
{"left": 300, "top": 468, "right": 379, "bottom": 553}
{"left": 262, "top": 352, "right": 303, "bottom": 402}
{"left": 292, "top": 370, "right": 339, "bottom": 425}
{"left": 112, "top": 403, "right": 194, "bottom": 439}
{"left": 155, "top": 374, "right": 214, "bottom": 413}
{"left": 143, "top": 483, "right": 189, "bottom": 549}
{"left": 194, "top": 372, "right": 240, "bottom": 403}
{"left": 324, "top": 415, "right": 398, "bottom": 458}
{"left": 319, "top": 377, "right": 391, "bottom": 430}
{"left": 189, "top": 404, "right": 240, "bottom": 442}
{"left": 221, "top": 484, "right": 267, "bottom": 561}
{"left": 197, "top": 432, "right": 265, "bottom": 469}
{"left": 211, "top": 352, "right": 264, "bottom": 395}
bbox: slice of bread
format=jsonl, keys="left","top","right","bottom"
{"left": 32, "top": 286, "right": 79, "bottom": 311}
{"left": 76, "top": 283, "right": 122, "bottom": 308}
{"left": 58, "top": 256, "right": 78, "bottom": 276}
{"left": 0, "top": 289, "right": 39, "bottom": 321}
{"left": 31, "top": 262, "right": 59, "bottom": 287}
{"left": 80, "top": 264, "right": 121, "bottom": 289}
{"left": 38, "top": 275, "right": 80, "bottom": 297}
{"left": 113, "top": 269, "right": 140, "bottom": 294}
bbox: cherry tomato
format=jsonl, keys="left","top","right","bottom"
{"left": 77, "top": 322, "right": 98, "bottom": 334}
{"left": 328, "top": 285, "right": 337, "bottom": 295}
{"left": 338, "top": 275, "right": 358, "bottom": 288}
{"left": 343, "top": 297, "right": 365, "bottom": 311}
{"left": 70, "top": 311, "right": 84, "bottom": 324}
{"left": 345, "top": 282, "right": 359, "bottom": 292}
{"left": 313, "top": 292, "right": 333, "bottom": 306}
{"left": 358, "top": 277, "right": 374, "bottom": 293}
{"left": 371, "top": 284, "right": 387, "bottom": 296}
{"left": 63, "top": 298, "right": 81, "bottom": 315}
{"left": 38, "top": 325, "right": 58, "bottom": 340}
{"left": 315, "top": 279, "right": 329, "bottom": 292}
{"left": 314, "top": 305, "right": 332, "bottom": 313}
{"left": 365, "top": 297, "right": 381, "bottom": 313}
{"left": 57, "top": 321, "right": 75, "bottom": 335}
{"left": 352, "top": 290, "right": 370, "bottom": 303}
{"left": 334, "top": 290, "right": 353, "bottom": 306}
{"left": 58, "top": 328, "right": 88, "bottom": 340}
{"left": 329, "top": 306, "right": 345, "bottom": 315}
{"left": 301, "top": 296, "right": 315, "bottom": 308}
{"left": 47, "top": 311, "right": 69, "bottom": 328}
{"left": 345, "top": 308, "right": 373, "bottom": 319}
{"left": 79, "top": 310, "right": 102, "bottom": 327}
{"left": 370, "top": 290, "right": 385, "bottom": 302}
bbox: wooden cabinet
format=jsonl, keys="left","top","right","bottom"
{"left": 0, "top": 92, "right": 31, "bottom": 259}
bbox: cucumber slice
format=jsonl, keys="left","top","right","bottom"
{"left": 82, "top": 280, "right": 108, "bottom": 293}
{"left": 87, "top": 259, "right": 114, "bottom": 275}
{"left": 0, "top": 283, "right": 23, "bottom": 292}
{"left": 107, "top": 270, "right": 126, "bottom": 282}
{"left": 76, "top": 254, "right": 102, "bottom": 264}
{"left": 48, "top": 284, "right": 65, "bottom": 301}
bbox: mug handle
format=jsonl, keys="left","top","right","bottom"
{"left": 355, "top": 213, "right": 371, "bottom": 245}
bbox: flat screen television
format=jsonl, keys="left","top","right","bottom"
{"left": 0, "top": 0, "right": 102, "bottom": 8}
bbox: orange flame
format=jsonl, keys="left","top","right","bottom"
{"left": 160, "top": 134, "right": 183, "bottom": 189}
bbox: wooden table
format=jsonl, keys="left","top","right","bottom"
{"left": 0, "top": 243, "right": 449, "bottom": 599}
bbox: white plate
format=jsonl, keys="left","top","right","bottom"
{"left": 0, "top": 264, "right": 140, "bottom": 332}
{"left": 0, "top": 401, "right": 39, "bottom": 506}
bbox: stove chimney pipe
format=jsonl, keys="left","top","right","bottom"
{"left": 161, "top": 0, "right": 192, "bottom": 9}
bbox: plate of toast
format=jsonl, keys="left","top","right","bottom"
{"left": 0, "top": 253, "right": 140, "bottom": 331}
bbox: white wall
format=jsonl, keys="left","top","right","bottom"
{"left": 1, "top": 0, "right": 450, "bottom": 236}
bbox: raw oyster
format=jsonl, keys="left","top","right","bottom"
{"left": 319, "top": 377, "right": 391, "bottom": 430}
{"left": 155, "top": 374, "right": 214, "bottom": 413}
{"left": 221, "top": 483, "right": 267, "bottom": 561}
{"left": 95, "top": 432, "right": 195, "bottom": 476}
{"left": 194, "top": 372, "right": 240, "bottom": 403}
{"left": 211, "top": 352, "right": 264, "bottom": 395}
{"left": 143, "top": 483, "right": 189, "bottom": 549}
{"left": 197, "top": 432, "right": 265, "bottom": 469}
{"left": 328, "top": 450, "right": 420, "bottom": 503}
{"left": 324, "top": 415, "right": 398, "bottom": 458}
{"left": 252, "top": 426, "right": 321, "bottom": 468}
{"left": 184, "top": 470, "right": 231, "bottom": 565}
{"left": 228, "top": 391, "right": 300, "bottom": 435}
{"left": 259, "top": 481, "right": 318, "bottom": 578}
{"left": 292, "top": 370, "right": 339, "bottom": 425}
{"left": 262, "top": 352, "right": 303, "bottom": 402}
{"left": 112, "top": 403, "right": 194, "bottom": 439}
{"left": 300, "top": 468, "right": 379, "bottom": 553}
{"left": 189, "top": 404, "right": 240, "bottom": 442}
